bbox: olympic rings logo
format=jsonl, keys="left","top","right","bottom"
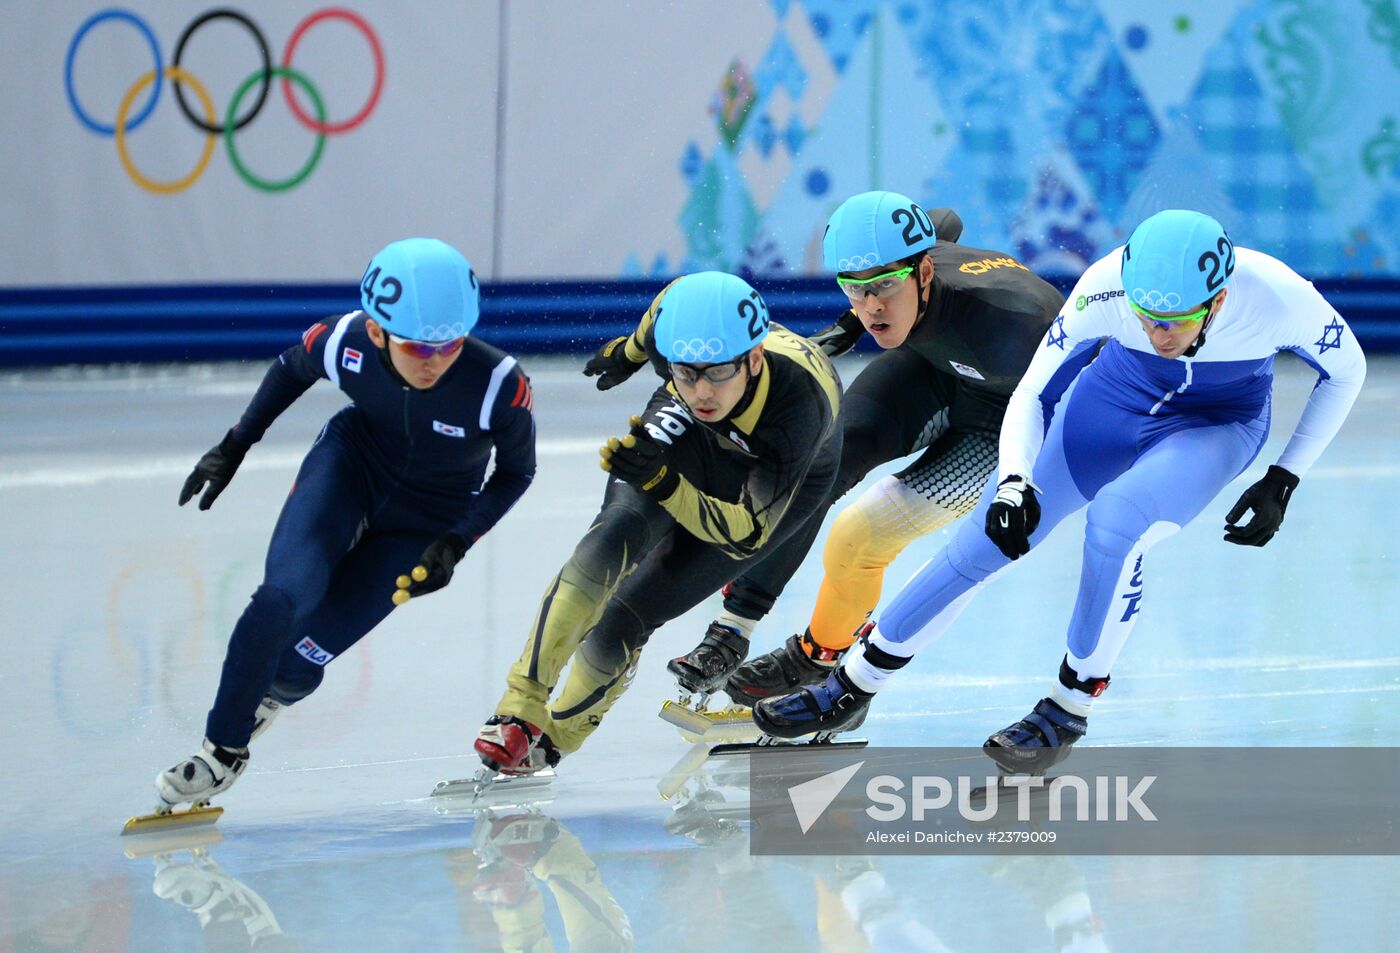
{"left": 64, "top": 7, "right": 385, "bottom": 194}
{"left": 836, "top": 252, "right": 880, "bottom": 271}
{"left": 672, "top": 337, "right": 727, "bottom": 362}
{"left": 1130, "top": 288, "right": 1184, "bottom": 311}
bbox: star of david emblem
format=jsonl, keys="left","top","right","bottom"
{"left": 1314, "top": 317, "right": 1344, "bottom": 354}
{"left": 1046, "top": 316, "right": 1067, "bottom": 350}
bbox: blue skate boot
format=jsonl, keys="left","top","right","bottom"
{"left": 752, "top": 666, "right": 872, "bottom": 740}
{"left": 984, "top": 662, "right": 1108, "bottom": 774}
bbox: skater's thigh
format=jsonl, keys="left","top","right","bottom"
{"left": 569, "top": 477, "right": 675, "bottom": 585}
{"left": 263, "top": 433, "right": 377, "bottom": 600}
{"left": 285, "top": 527, "right": 435, "bottom": 659}
{"left": 1103, "top": 418, "right": 1267, "bottom": 528}
{"left": 841, "top": 349, "right": 957, "bottom": 475}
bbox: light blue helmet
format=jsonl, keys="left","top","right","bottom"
{"left": 653, "top": 272, "right": 770, "bottom": 364}
{"left": 359, "top": 238, "right": 480, "bottom": 341}
{"left": 1120, "top": 210, "right": 1235, "bottom": 312}
{"left": 823, "top": 190, "right": 938, "bottom": 272}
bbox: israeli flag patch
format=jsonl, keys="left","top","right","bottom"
{"left": 433, "top": 420, "right": 466, "bottom": 438}
{"left": 948, "top": 360, "right": 986, "bottom": 381}
{"left": 341, "top": 348, "right": 363, "bottom": 373}
{"left": 295, "top": 637, "right": 335, "bottom": 666}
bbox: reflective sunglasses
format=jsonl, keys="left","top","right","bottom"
{"left": 1128, "top": 298, "right": 1212, "bottom": 331}
{"left": 388, "top": 334, "right": 466, "bottom": 359}
{"left": 669, "top": 354, "right": 746, "bottom": 385}
{"left": 836, "top": 265, "right": 915, "bottom": 301}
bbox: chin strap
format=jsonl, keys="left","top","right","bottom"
{"left": 1182, "top": 294, "right": 1223, "bottom": 357}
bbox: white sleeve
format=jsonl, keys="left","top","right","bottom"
{"left": 1265, "top": 280, "right": 1367, "bottom": 477}
{"left": 998, "top": 260, "right": 1120, "bottom": 482}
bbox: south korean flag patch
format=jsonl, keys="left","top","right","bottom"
{"left": 433, "top": 420, "right": 466, "bottom": 438}
{"left": 341, "top": 348, "right": 364, "bottom": 374}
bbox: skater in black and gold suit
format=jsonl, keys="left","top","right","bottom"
{"left": 474, "top": 271, "right": 841, "bottom": 773}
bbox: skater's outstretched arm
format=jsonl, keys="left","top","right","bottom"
{"left": 179, "top": 318, "right": 339, "bottom": 509}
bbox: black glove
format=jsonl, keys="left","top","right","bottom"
{"left": 583, "top": 336, "right": 645, "bottom": 390}
{"left": 810, "top": 310, "right": 865, "bottom": 358}
{"left": 985, "top": 475, "right": 1041, "bottom": 560}
{"left": 178, "top": 429, "right": 250, "bottom": 511}
{"left": 600, "top": 415, "right": 680, "bottom": 498}
{"left": 1223, "top": 465, "right": 1299, "bottom": 547}
{"left": 393, "top": 532, "right": 469, "bottom": 604}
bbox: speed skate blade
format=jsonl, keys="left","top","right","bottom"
{"left": 122, "top": 826, "right": 223, "bottom": 859}
{"left": 657, "top": 743, "right": 713, "bottom": 801}
{"left": 432, "top": 769, "right": 556, "bottom": 800}
{"left": 659, "top": 699, "right": 751, "bottom": 732}
{"left": 121, "top": 804, "right": 223, "bottom": 837}
{"left": 708, "top": 737, "right": 869, "bottom": 758}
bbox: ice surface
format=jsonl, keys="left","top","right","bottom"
{"left": 2, "top": 355, "right": 1397, "bottom": 951}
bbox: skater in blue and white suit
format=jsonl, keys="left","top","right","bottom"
{"left": 754, "top": 210, "right": 1367, "bottom": 770}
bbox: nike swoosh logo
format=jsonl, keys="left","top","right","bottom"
{"left": 999, "top": 514, "right": 1009, "bottom": 528}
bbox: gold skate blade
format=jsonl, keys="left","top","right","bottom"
{"left": 657, "top": 743, "right": 713, "bottom": 801}
{"left": 659, "top": 700, "right": 754, "bottom": 735}
{"left": 121, "top": 826, "right": 223, "bottom": 858}
{"left": 121, "top": 804, "right": 223, "bottom": 837}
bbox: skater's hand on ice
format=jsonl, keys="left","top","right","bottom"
{"left": 393, "top": 532, "right": 469, "bottom": 604}
{"left": 178, "top": 429, "right": 250, "bottom": 511}
{"left": 583, "top": 336, "right": 645, "bottom": 390}
{"left": 985, "top": 475, "right": 1041, "bottom": 560}
{"left": 1224, "top": 465, "right": 1298, "bottom": 547}
{"left": 809, "top": 310, "right": 865, "bottom": 358}
{"left": 600, "top": 415, "right": 679, "bottom": 498}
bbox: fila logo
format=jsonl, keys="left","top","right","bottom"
{"left": 295, "top": 637, "right": 335, "bottom": 666}
{"left": 433, "top": 420, "right": 466, "bottom": 438}
{"left": 948, "top": 360, "right": 986, "bottom": 380}
{"left": 342, "top": 348, "right": 364, "bottom": 373}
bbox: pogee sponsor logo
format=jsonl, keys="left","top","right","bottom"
{"left": 1075, "top": 289, "right": 1126, "bottom": 310}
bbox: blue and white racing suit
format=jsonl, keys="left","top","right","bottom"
{"left": 844, "top": 246, "right": 1367, "bottom": 708}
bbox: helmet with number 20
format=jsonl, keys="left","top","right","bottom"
{"left": 823, "top": 190, "right": 939, "bottom": 273}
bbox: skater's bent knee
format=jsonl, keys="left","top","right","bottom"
{"left": 570, "top": 507, "right": 652, "bottom": 585}
{"left": 1085, "top": 492, "right": 1153, "bottom": 554}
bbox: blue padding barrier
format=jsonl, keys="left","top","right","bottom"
{"left": 1, "top": 277, "right": 1397, "bottom": 366}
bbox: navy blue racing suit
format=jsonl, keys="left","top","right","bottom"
{"left": 205, "top": 311, "right": 536, "bottom": 748}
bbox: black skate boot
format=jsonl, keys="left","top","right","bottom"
{"left": 725, "top": 629, "right": 844, "bottom": 708}
{"left": 752, "top": 666, "right": 872, "bottom": 740}
{"left": 984, "top": 661, "right": 1108, "bottom": 774}
{"left": 983, "top": 698, "right": 1088, "bottom": 775}
{"left": 667, "top": 623, "right": 750, "bottom": 694}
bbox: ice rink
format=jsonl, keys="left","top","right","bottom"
{"left": 3, "top": 353, "right": 1397, "bottom": 952}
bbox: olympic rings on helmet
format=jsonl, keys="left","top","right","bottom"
{"left": 64, "top": 6, "right": 384, "bottom": 194}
